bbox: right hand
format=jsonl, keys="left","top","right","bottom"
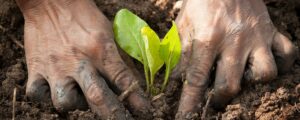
{"left": 16, "top": 0, "right": 151, "bottom": 119}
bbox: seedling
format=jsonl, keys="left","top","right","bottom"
{"left": 141, "top": 26, "right": 164, "bottom": 94}
{"left": 113, "top": 9, "right": 181, "bottom": 95}
{"left": 159, "top": 21, "right": 181, "bottom": 92}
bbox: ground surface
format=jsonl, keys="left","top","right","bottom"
{"left": 0, "top": 0, "right": 299, "bottom": 120}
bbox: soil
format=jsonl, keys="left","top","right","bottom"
{"left": 0, "top": 0, "right": 300, "bottom": 120}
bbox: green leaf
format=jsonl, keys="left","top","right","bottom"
{"left": 141, "top": 26, "right": 164, "bottom": 85}
{"left": 113, "top": 9, "right": 148, "bottom": 63}
{"left": 113, "top": 9, "right": 151, "bottom": 92}
{"left": 160, "top": 21, "right": 181, "bottom": 91}
{"left": 160, "top": 21, "right": 181, "bottom": 70}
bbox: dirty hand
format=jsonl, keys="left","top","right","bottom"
{"left": 17, "top": 0, "right": 150, "bottom": 119}
{"left": 173, "top": 0, "right": 297, "bottom": 117}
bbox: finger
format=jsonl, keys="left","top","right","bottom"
{"left": 97, "top": 43, "right": 151, "bottom": 115}
{"left": 211, "top": 49, "right": 247, "bottom": 109}
{"left": 171, "top": 20, "right": 194, "bottom": 79}
{"left": 246, "top": 47, "right": 277, "bottom": 83}
{"left": 26, "top": 73, "right": 51, "bottom": 102}
{"left": 177, "top": 40, "right": 216, "bottom": 117}
{"left": 76, "top": 60, "right": 133, "bottom": 120}
{"left": 117, "top": 45, "right": 144, "bottom": 84}
{"left": 272, "top": 32, "right": 298, "bottom": 74}
{"left": 49, "top": 77, "right": 88, "bottom": 112}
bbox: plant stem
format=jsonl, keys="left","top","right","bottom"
{"left": 150, "top": 73, "right": 154, "bottom": 86}
{"left": 144, "top": 65, "right": 150, "bottom": 93}
{"left": 150, "top": 73, "right": 155, "bottom": 95}
{"left": 161, "top": 64, "right": 170, "bottom": 92}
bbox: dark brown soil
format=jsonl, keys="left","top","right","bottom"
{"left": 0, "top": 0, "right": 299, "bottom": 120}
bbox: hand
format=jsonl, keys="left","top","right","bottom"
{"left": 16, "top": 0, "right": 150, "bottom": 119}
{"left": 173, "top": 0, "right": 297, "bottom": 118}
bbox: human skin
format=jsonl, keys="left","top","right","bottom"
{"left": 173, "top": 0, "right": 297, "bottom": 118}
{"left": 16, "top": 0, "right": 151, "bottom": 119}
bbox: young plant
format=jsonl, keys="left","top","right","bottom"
{"left": 113, "top": 9, "right": 152, "bottom": 92}
{"left": 113, "top": 9, "right": 181, "bottom": 95}
{"left": 141, "top": 26, "right": 164, "bottom": 94}
{"left": 159, "top": 21, "right": 181, "bottom": 92}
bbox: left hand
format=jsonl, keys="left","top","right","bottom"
{"left": 172, "top": 0, "right": 297, "bottom": 118}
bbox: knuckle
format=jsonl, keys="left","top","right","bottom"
{"left": 226, "top": 22, "right": 244, "bottom": 40}
{"left": 186, "top": 66, "right": 209, "bottom": 88}
{"left": 223, "top": 56, "right": 241, "bottom": 66}
{"left": 77, "top": 60, "right": 88, "bottom": 74}
{"left": 98, "top": 42, "right": 121, "bottom": 66}
{"left": 185, "top": 56, "right": 214, "bottom": 88}
{"left": 104, "top": 42, "right": 116, "bottom": 50}
{"left": 103, "top": 42, "right": 119, "bottom": 58}
{"left": 86, "top": 83, "right": 105, "bottom": 106}
{"left": 102, "top": 59, "right": 133, "bottom": 91}
{"left": 228, "top": 22, "right": 244, "bottom": 35}
{"left": 113, "top": 67, "right": 132, "bottom": 91}
{"left": 48, "top": 54, "right": 59, "bottom": 64}
{"left": 27, "top": 56, "right": 42, "bottom": 71}
{"left": 195, "top": 39, "right": 217, "bottom": 50}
